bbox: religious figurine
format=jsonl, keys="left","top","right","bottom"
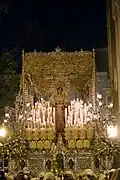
{"left": 56, "top": 153, "right": 64, "bottom": 171}
{"left": 49, "top": 87, "right": 70, "bottom": 145}
{"left": 46, "top": 159, "right": 52, "bottom": 171}
{"left": 68, "top": 159, "right": 74, "bottom": 170}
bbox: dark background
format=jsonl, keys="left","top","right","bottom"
{"left": 0, "top": 0, "right": 108, "bottom": 109}
{"left": 0, "top": 0, "right": 107, "bottom": 51}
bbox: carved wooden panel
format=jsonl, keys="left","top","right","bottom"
{"left": 28, "top": 152, "right": 53, "bottom": 174}
{"left": 28, "top": 158, "right": 44, "bottom": 174}
{"left": 75, "top": 153, "right": 94, "bottom": 172}
{"left": 64, "top": 154, "right": 75, "bottom": 171}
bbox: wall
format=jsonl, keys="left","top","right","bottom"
{"left": 107, "top": 0, "right": 120, "bottom": 140}
{"left": 107, "top": 0, "right": 120, "bottom": 113}
{"left": 96, "top": 72, "right": 111, "bottom": 104}
{"left": 95, "top": 48, "right": 108, "bottom": 73}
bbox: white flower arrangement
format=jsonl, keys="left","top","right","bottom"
{"left": 79, "top": 128, "right": 86, "bottom": 140}
{"left": 32, "top": 130, "right": 40, "bottom": 141}
{"left": 44, "top": 172, "right": 55, "bottom": 180}
{"left": 26, "top": 130, "right": 32, "bottom": 141}
{"left": 83, "top": 140, "right": 90, "bottom": 148}
{"left": 86, "top": 128, "right": 94, "bottom": 139}
{"left": 72, "top": 128, "right": 79, "bottom": 140}
{"left": 65, "top": 127, "right": 71, "bottom": 140}
{"left": 29, "top": 140, "right": 36, "bottom": 149}
{"left": 40, "top": 129, "right": 47, "bottom": 140}
{"left": 76, "top": 140, "right": 83, "bottom": 149}
{"left": 44, "top": 140, "right": 51, "bottom": 149}
{"left": 47, "top": 128, "right": 55, "bottom": 140}
{"left": 37, "top": 140, "right": 44, "bottom": 150}
{"left": 68, "top": 139, "right": 76, "bottom": 149}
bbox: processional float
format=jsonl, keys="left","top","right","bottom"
{"left": 11, "top": 48, "right": 114, "bottom": 173}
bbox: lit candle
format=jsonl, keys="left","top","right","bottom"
{"left": 50, "top": 117, "right": 52, "bottom": 125}
{"left": 42, "top": 108, "right": 46, "bottom": 126}
{"left": 47, "top": 101, "right": 50, "bottom": 121}
{"left": 42, "top": 108, "right": 44, "bottom": 122}
{"left": 33, "top": 109, "right": 36, "bottom": 122}
{"left": 47, "top": 111, "right": 50, "bottom": 122}
{"left": 28, "top": 121, "right": 30, "bottom": 129}
{"left": 74, "top": 114, "right": 77, "bottom": 127}
{"left": 76, "top": 108, "right": 79, "bottom": 120}
{"left": 70, "top": 112, "right": 73, "bottom": 126}
{"left": 39, "top": 102, "right": 41, "bottom": 119}
{"left": 80, "top": 104, "right": 83, "bottom": 127}
{"left": 33, "top": 121, "right": 36, "bottom": 129}
{"left": 65, "top": 108, "right": 67, "bottom": 125}
{"left": 43, "top": 115, "right": 46, "bottom": 127}
{"left": 50, "top": 107, "right": 52, "bottom": 116}
{"left": 78, "top": 118, "right": 80, "bottom": 127}
{"left": 68, "top": 106, "right": 70, "bottom": 116}
{"left": 39, "top": 117, "right": 41, "bottom": 124}
{"left": 85, "top": 105, "right": 89, "bottom": 123}
{"left": 37, "top": 122, "right": 40, "bottom": 129}
{"left": 84, "top": 103, "right": 87, "bottom": 124}
{"left": 77, "top": 98, "right": 79, "bottom": 102}
{"left": 53, "top": 107, "right": 55, "bottom": 124}
{"left": 68, "top": 116, "right": 70, "bottom": 126}
{"left": 86, "top": 105, "right": 89, "bottom": 123}
{"left": 35, "top": 102, "right": 38, "bottom": 108}
{"left": 41, "top": 97, "right": 43, "bottom": 103}
{"left": 71, "top": 101, "right": 73, "bottom": 111}
{"left": 48, "top": 101, "right": 50, "bottom": 110}
{"left": 36, "top": 108, "right": 38, "bottom": 120}
{"left": 32, "top": 105, "right": 34, "bottom": 122}
{"left": 47, "top": 117, "right": 49, "bottom": 126}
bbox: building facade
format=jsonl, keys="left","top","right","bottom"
{"left": 96, "top": 72, "right": 110, "bottom": 104}
{"left": 95, "top": 47, "right": 111, "bottom": 104}
{"left": 107, "top": 0, "right": 120, "bottom": 113}
{"left": 107, "top": 0, "right": 120, "bottom": 140}
{"left": 95, "top": 48, "right": 108, "bottom": 73}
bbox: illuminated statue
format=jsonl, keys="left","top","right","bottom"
{"left": 50, "top": 87, "right": 70, "bottom": 144}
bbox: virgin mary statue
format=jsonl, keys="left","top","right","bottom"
{"left": 49, "top": 87, "right": 70, "bottom": 144}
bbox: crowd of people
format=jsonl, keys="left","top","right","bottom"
{"left": 0, "top": 168, "right": 120, "bottom": 180}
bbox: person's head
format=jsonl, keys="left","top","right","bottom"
{"left": 64, "top": 174, "right": 74, "bottom": 180}
{"left": 86, "top": 175, "right": 96, "bottom": 180}
{"left": 40, "top": 177, "right": 44, "bottom": 180}
{"left": 39, "top": 171, "right": 45, "bottom": 180}
{"left": 43, "top": 172, "right": 55, "bottom": 180}
{"left": 57, "top": 87, "right": 63, "bottom": 94}
{"left": 16, "top": 171, "right": 24, "bottom": 180}
{"left": 46, "top": 178, "right": 53, "bottom": 180}
{"left": 24, "top": 174, "right": 30, "bottom": 180}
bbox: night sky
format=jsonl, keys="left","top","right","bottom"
{"left": 0, "top": 0, "right": 107, "bottom": 52}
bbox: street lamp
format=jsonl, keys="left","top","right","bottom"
{"left": 107, "top": 125, "right": 117, "bottom": 138}
{"left": 0, "top": 127, "right": 7, "bottom": 138}
{"left": 0, "top": 126, "right": 8, "bottom": 170}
